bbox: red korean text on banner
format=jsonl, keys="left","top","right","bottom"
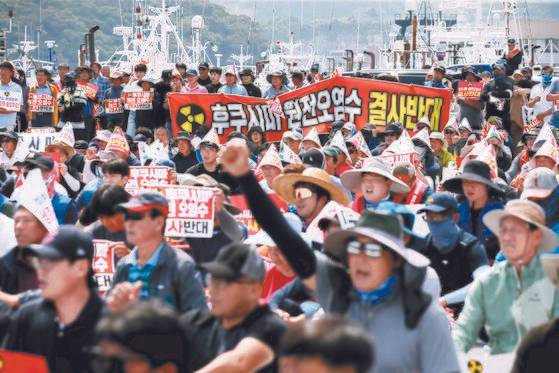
{"left": 125, "top": 166, "right": 172, "bottom": 195}
{"left": 380, "top": 152, "right": 417, "bottom": 169}
{"left": 124, "top": 91, "right": 154, "bottom": 110}
{"left": 92, "top": 239, "right": 116, "bottom": 295}
{"left": 77, "top": 82, "right": 99, "bottom": 100}
{"left": 157, "top": 185, "right": 215, "bottom": 238}
{"left": 169, "top": 76, "right": 452, "bottom": 142}
{"left": 28, "top": 93, "right": 55, "bottom": 113}
{"left": 229, "top": 193, "right": 288, "bottom": 236}
{"left": 105, "top": 98, "right": 124, "bottom": 114}
{"left": 0, "top": 349, "right": 49, "bottom": 373}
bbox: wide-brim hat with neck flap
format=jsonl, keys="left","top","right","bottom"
{"left": 442, "top": 160, "right": 504, "bottom": 196}
{"left": 340, "top": 157, "right": 410, "bottom": 194}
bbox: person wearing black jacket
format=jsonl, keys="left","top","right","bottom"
{"left": 207, "top": 67, "right": 223, "bottom": 94}
{"left": 172, "top": 131, "right": 198, "bottom": 173}
{"left": 2, "top": 226, "right": 105, "bottom": 373}
{"left": 240, "top": 68, "right": 262, "bottom": 98}
{"left": 503, "top": 38, "right": 523, "bottom": 76}
{"left": 481, "top": 64, "right": 514, "bottom": 132}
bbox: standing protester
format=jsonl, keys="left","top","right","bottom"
{"left": 264, "top": 71, "right": 290, "bottom": 98}
{"left": 134, "top": 77, "right": 160, "bottom": 131}
{"left": 218, "top": 67, "right": 248, "bottom": 96}
{"left": 240, "top": 68, "right": 262, "bottom": 97}
{"left": 482, "top": 63, "right": 514, "bottom": 132}
{"left": 103, "top": 71, "right": 125, "bottom": 129}
{"left": 443, "top": 160, "right": 505, "bottom": 260}
{"left": 392, "top": 161, "right": 433, "bottom": 205}
{"left": 527, "top": 64, "right": 554, "bottom": 124}
{"left": 2, "top": 226, "right": 105, "bottom": 373}
{"left": 220, "top": 139, "right": 460, "bottom": 373}
{"left": 107, "top": 192, "right": 207, "bottom": 314}
{"left": 424, "top": 66, "right": 450, "bottom": 89}
{"left": 58, "top": 72, "right": 88, "bottom": 140}
{"left": 172, "top": 131, "right": 198, "bottom": 173}
{"left": 91, "top": 62, "right": 110, "bottom": 101}
{"left": 124, "top": 63, "right": 147, "bottom": 137}
{"left": 453, "top": 200, "right": 559, "bottom": 354}
{"left": 27, "top": 68, "right": 59, "bottom": 128}
{"left": 197, "top": 61, "right": 212, "bottom": 86}
{"left": 0, "top": 62, "right": 23, "bottom": 130}
{"left": 54, "top": 63, "right": 70, "bottom": 91}
{"left": 75, "top": 66, "right": 99, "bottom": 141}
{"left": 180, "top": 243, "right": 287, "bottom": 373}
{"left": 182, "top": 69, "right": 208, "bottom": 93}
{"left": 454, "top": 66, "right": 484, "bottom": 130}
{"left": 545, "top": 68, "right": 559, "bottom": 129}
{"left": 207, "top": 66, "right": 223, "bottom": 93}
{"left": 175, "top": 62, "right": 187, "bottom": 79}
{"left": 503, "top": 38, "right": 523, "bottom": 76}
{"left": 290, "top": 70, "right": 307, "bottom": 90}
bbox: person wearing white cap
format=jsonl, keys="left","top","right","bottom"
{"left": 217, "top": 67, "right": 248, "bottom": 96}
{"left": 453, "top": 199, "right": 559, "bottom": 355}
{"left": 429, "top": 131, "right": 455, "bottom": 168}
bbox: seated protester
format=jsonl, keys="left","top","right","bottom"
{"left": 453, "top": 200, "right": 559, "bottom": 354}
{"left": 264, "top": 71, "right": 290, "bottom": 98}
{"left": 27, "top": 68, "right": 59, "bottom": 128}
{"left": 376, "top": 201, "right": 428, "bottom": 254}
{"left": 443, "top": 124, "right": 460, "bottom": 156}
{"left": 247, "top": 213, "right": 303, "bottom": 302}
{"left": 84, "top": 185, "right": 132, "bottom": 259}
{"left": 272, "top": 167, "right": 350, "bottom": 230}
{"left": 222, "top": 140, "right": 460, "bottom": 372}
{"left": 392, "top": 161, "right": 433, "bottom": 205}
{"left": 279, "top": 316, "right": 374, "bottom": 373}
{"left": 442, "top": 160, "right": 505, "bottom": 260}
{"left": 206, "top": 66, "right": 223, "bottom": 93}
{"left": 45, "top": 140, "right": 83, "bottom": 199}
{"left": 506, "top": 127, "right": 539, "bottom": 182}
{"left": 178, "top": 174, "right": 244, "bottom": 266}
{"left": 282, "top": 130, "right": 303, "bottom": 155}
{"left": 2, "top": 227, "right": 105, "bottom": 373}
{"left": 0, "top": 205, "right": 51, "bottom": 316}
{"left": 301, "top": 128, "right": 322, "bottom": 153}
{"left": 412, "top": 133, "right": 441, "bottom": 182}
{"left": 323, "top": 146, "right": 340, "bottom": 176}
{"left": 186, "top": 131, "right": 239, "bottom": 194}
{"left": 11, "top": 155, "right": 78, "bottom": 225}
{"left": 76, "top": 158, "right": 130, "bottom": 221}
{"left": 430, "top": 131, "right": 455, "bottom": 168}
{"left": 512, "top": 254, "right": 559, "bottom": 373}
{"left": 172, "top": 131, "right": 198, "bottom": 173}
{"left": 95, "top": 301, "right": 189, "bottom": 373}
{"left": 416, "top": 193, "right": 489, "bottom": 315}
{"left": 372, "top": 122, "right": 403, "bottom": 155}
{"left": 107, "top": 192, "right": 207, "bottom": 314}
{"left": 340, "top": 157, "right": 410, "bottom": 212}
{"left": 180, "top": 243, "right": 287, "bottom": 373}
{"left": 486, "top": 125, "right": 512, "bottom": 172}
{"left": 258, "top": 145, "right": 283, "bottom": 193}
{"left": 454, "top": 118, "right": 474, "bottom": 156}
{"left": 134, "top": 77, "right": 161, "bottom": 131}
{"left": 533, "top": 140, "right": 558, "bottom": 171}
{"left": 0, "top": 131, "right": 28, "bottom": 168}
{"left": 247, "top": 126, "right": 267, "bottom": 161}
{"left": 414, "top": 115, "right": 432, "bottom": 134}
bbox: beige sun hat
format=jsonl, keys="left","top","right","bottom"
{"left": 483, "top": 199, "right": 559, "bottom": 252}
{"left": 272, "top": 167, "right": 350, "bottom": 206}
{"left": 340, "top": 157, "right": 410, "bottom": 194}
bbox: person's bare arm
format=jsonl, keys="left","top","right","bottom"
{"left": 195, "top": 337, "right": 274, "bottom": 373}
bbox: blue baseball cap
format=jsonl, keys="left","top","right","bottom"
{"left": 185, "top": 69, "right": 198, "bottom": 77}
{"left": 417, "top": 192, "right": 458, "bottom": 214}
{"left": 376, "top": 201, "right": 416, "bottom": 236}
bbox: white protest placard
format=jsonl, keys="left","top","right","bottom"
{"left": 92, "top": 239, "right": 116, "bottom": 295}
{"left": 125, "top": 166, "right": 172, "bottom": 195}
{"left": 123, "top": 91, "right": 153, "bottom": 110}
{"left": 306, "top": 201, "right": 359, "bottom": 244}
{"left": 158, "top": 185, "right": 215, "bottom": 238}
{"left": 28, "top": 93, "right": 55, "bottom": 113}
{"left": 0, "top": 88, "right": 22, "bottom": 111}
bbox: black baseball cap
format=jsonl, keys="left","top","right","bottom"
{"left": 175, "top": 131, "right": 192, "bottom": 141}
{"left": 0, "top": 130, "right": 18, "bottom": 141}
{"left": 24, "top": 154, "right": 55, "bottom": 171}
{"left": 384, "top": 122, "right": 403, "bottom": 135}
{"left": 209, "top": 66, "right": 222, "bottom": 74}
{"left": 26, "top": 225, "right": 94, "bottom": 261}
{"left": 198, "top": 62, "right": 209, "bottom": 70}
{"left": 198, "top": 243, "right": 265, "bottom": 283}
{"left": 74, "top": 140, "right": 89, "bottom": 150}
{"left": 186, "top": 69, "right": 198, "bottom": 77}
{"left": 302, "top": 148, "right": 325, "bottom": 168}
{"left": 239, "top": 68, "right": 254, "bottom": 77}
{"left": 417, "top": 192, "right": 458, "bottom": 214}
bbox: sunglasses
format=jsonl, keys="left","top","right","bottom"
{"left": 295, "top": 187, "right": 313, "bottom": 200}
{"left": 124, "top": 211, "right": 146, "bottom": 221}
{"left": 346, "top": 240, "right": 383, "bottom": 258}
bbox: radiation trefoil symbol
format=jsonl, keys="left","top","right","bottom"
{"left": 177, "top": 104, "right": 205, "bottom": 133}
{"left": 467, "top": 359, "right": 483, "bottom": 373}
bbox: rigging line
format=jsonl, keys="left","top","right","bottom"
{"left": 246, "top": 0, "right": 257, "bottom": 55}
{"left": 118, "top": 0, "right": 124, "bottom": 26}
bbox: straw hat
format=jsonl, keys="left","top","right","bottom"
{"left": 483, "top": 199, "right": 559, "bottom": 252}
{"left": 272, "top": 167, "right": 350, "bottom": 205}
{"left": 340, "top": 157, "right": 410, "bottom": 194}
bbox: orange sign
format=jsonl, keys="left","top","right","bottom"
{"left": 457, "top": 81, "right": 483, "bottom": 100}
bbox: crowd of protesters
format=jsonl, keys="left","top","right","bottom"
{"left": 0, "top": 35, "right": 558, "bottom": 372}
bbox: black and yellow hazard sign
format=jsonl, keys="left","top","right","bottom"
{"left": 176, "top": 104, "right": 205, "bottom": 133}
{"left": 467, "top": 359, "right": 483, "bottom": 373}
